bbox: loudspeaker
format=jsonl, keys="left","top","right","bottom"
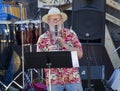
{"left": 72, "top": 0, "right": 105, "bottom": 45}
{"left": 79, "top": 65, "right": 105, "bottom": 90}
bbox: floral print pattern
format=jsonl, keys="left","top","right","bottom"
{"left": 37, "top": 28, "right": 83, "bottom": 86}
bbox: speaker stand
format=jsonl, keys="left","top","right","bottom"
{"left": 84, "top": 41, "right": 94, "bottom": 91}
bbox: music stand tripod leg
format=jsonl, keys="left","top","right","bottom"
{"left": 27, "top": 68, "right": 37, "bottom": 83}
{"left": 31, "top": 68, "right": 45, "bottom": 83}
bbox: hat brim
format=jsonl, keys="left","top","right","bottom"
{"left": 42, "top": 12, "right": 68, "bottom": 24}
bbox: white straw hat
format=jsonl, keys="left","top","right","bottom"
{"left": 42, "top": 7, "right": 68, "bottom": 24}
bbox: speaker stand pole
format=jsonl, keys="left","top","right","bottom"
{"left": 85, "top": 40, "right": 94, "bottom": 91}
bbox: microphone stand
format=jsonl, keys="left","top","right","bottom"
{"left": 20, "top": 3, "right": 25, "bottom": 88}
{"left": 8, "top": 2, "right": 26, "bottom": 89}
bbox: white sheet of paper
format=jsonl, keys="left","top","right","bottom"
{"left": 71, "top": 51, "right": 79, "bottom": 67}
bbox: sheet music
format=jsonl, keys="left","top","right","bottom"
{"left": 71, "top": 51, "right": 79, "bottom": 67}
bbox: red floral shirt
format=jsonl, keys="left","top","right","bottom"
{"left": 37, "top": 28, "right": 83, "bottom": 86}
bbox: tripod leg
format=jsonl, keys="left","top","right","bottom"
{"left": 24, "top": 72, "right": 35, "bottom": 91}
{"left": 5, "top": 72, "right": 23, "bottom": 90}
{"left": 0, "top": 81, "right": 7, "bottom": 88}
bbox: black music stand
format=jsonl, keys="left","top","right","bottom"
{"left": 24, "top": 51, "right": 80, "bottom": 69}
{"left": 24, "top": 51, "right": 80, "bottom": 91}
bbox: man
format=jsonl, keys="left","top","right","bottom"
{"left": 37, "top": 7, "right": 83, "bottom": 91}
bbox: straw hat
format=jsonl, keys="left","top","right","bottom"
{"left": 42, "top": 7, "right": 68, "bottom": 24}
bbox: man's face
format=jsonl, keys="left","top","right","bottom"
{"left": 48, "top": 14, "right": 63, "bottom": 32}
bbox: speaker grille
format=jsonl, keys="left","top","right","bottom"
{"left": 72, "top": 0, "right": 105, "bottom": 45}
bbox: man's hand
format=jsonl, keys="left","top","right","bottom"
{"left": 57, "top": 37, "right": 68, "bottom": 49}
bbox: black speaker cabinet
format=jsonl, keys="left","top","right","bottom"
{"left": 79, "top": 65, "right": 106, "bottom": 90}
{"left": 72, "top": 0, "right": 105, "bottom": 45}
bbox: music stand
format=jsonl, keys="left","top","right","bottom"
{"left": 24, "top": 51, "right": 80, "bottom": 91}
